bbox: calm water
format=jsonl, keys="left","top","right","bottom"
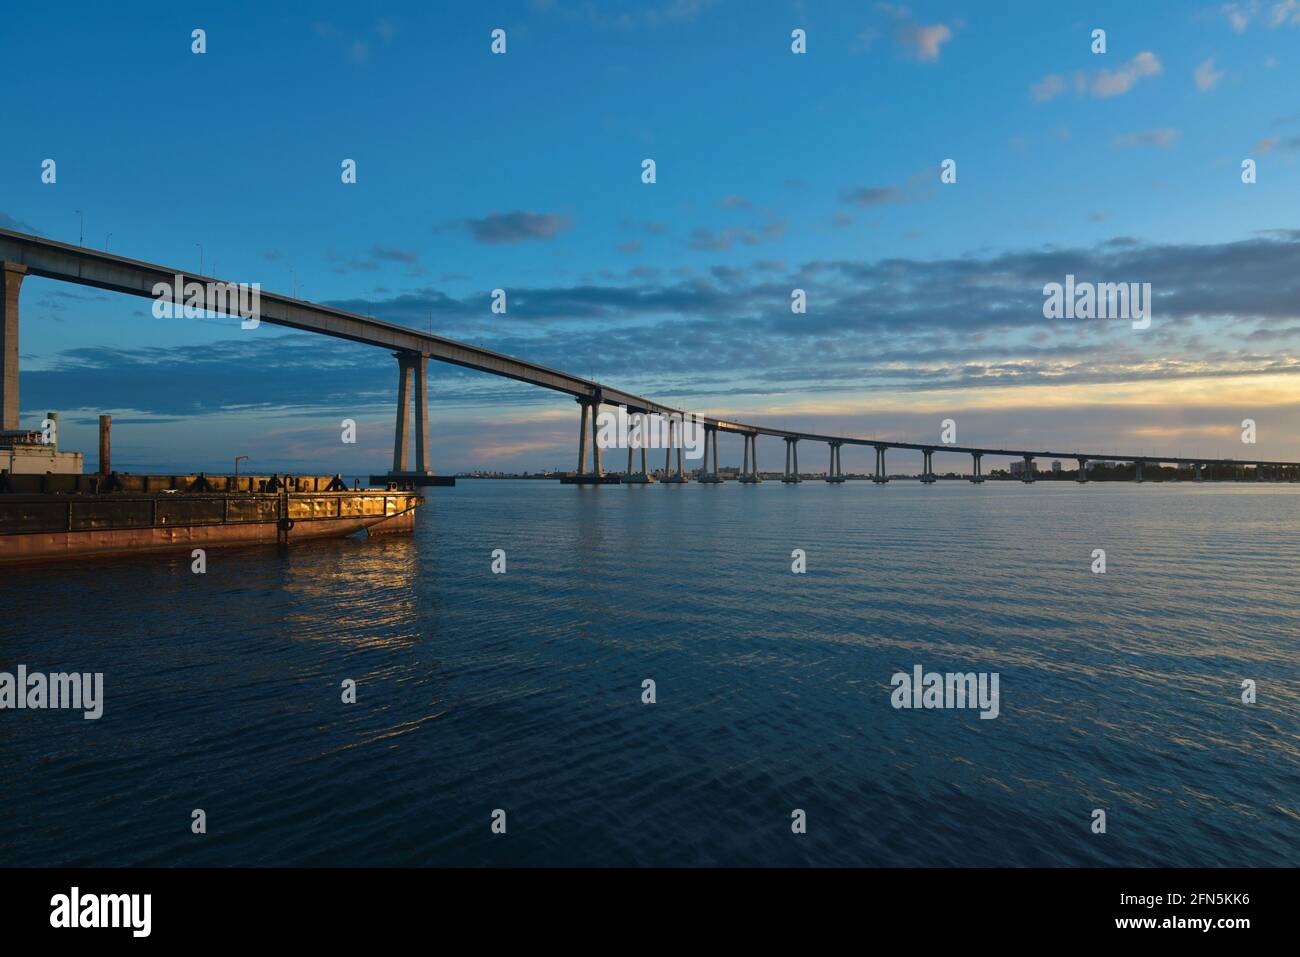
{"left": 2, "top": 480, "right": 1297, "bottom": 867}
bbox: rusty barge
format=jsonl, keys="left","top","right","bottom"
{"left": 0, "top": 415, "right": 425, "bottom": 565}
{"left": 0, "top": 470, "right": 422, "bottom": 565}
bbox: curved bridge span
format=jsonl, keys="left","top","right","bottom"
{"left": 3, "top": 228, "right": 1297, "bottom": 484}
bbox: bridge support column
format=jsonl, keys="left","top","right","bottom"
{"left": 1076, "top": 458, "right": 1088, "bottom": 483}
{"left": 698, "top": 426, "right": 722, "bottom": 483}
{"left": 969, "top": 452, "right": 984, "bottom": 483}
{"left": 374, "top": 350, "right": 452, "bottom": 487}
{"left": 921, "top": 449, "right": 936, "bottom": 484}
{"left": 1, "top": 262, "right": 26, "bottom": 432}
{"left": 739, "top": 433, "right": 761, "bottom": 483}
{"left": 660, "top": 415, "right": 688, "bottom": 483}
{"left": 413, "top": 354, "right": 431, "bottom": 473}
{"left": 783, "top": 438, "right": 801, "bottom": 483}
{"left": 1134, "top": 460, "right": 1144, "bottom": 483}
{"left": 591, "top": 399, "right": 603, "bottom": 478}
{"left": 1194, "top": 462, "right": 1204, "bottom": 482}
{"left": 564, "top": 395, "right": 609, "bottom": 483}
{"left": 391, "top": 352, "right": 414, "bottom": 473}
{"left": 576, "top": 397, "right": 591, "bottom": 474}
{"left": 873, "top": 446, "right": 889, "bottom": 484}
{"left": 622, "top": 412, "right": 654, "bottom": 483}
{"left": 826, "top": 442, "right": 845, "bottom": 483}
{"left": 1021, "top": 455, "right": 1035, "bottom": 483}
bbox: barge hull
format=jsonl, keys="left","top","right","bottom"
{"left": 0, "top": 489, "right": 422, "bottom": 565}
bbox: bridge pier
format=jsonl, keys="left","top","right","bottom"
{"left": 660, "top": 415, "right": 688, "bottom": 483}
{"left": 969, "top": 452, "right": 984, "bottom": 483}
{"left": 739, "top": 433, "right": 761, "bottom": 483}
{"left": 825, "top": 441, "right": 845, "bottom": 483}
{"left": 623, "top": 413, "right": 654, "bottom": 483}
{"left": 782, "top": 437, "right": 801, "bottom": 483}
{"left": 1134, "top": 460, "right": 1144, "bottom": 483}
{"left": 373, "top": 351, "right": 453, "bottom": 487}
{"left": 1194, "top": 462, "right": 1204, "bottom": 482}
{"left": 698, "top": 425, "right": 722, "bottom": 483}
{"left": 1076, "top": 458, "right": 1088, "bottom": 483}
{"left": 561, "top": 393, "right": 618, "bottom": 485}
{"left": 1, "top": 262, "right": 26, "bottom": 431}
{"left": 1021, "top": 455, "right": 1035, "bottom": 483}
{"left": 873, "top": 445, "right": 889, "bottom": 484}
{"left": 921, "top": 449, "right": 936, "bottom": 484}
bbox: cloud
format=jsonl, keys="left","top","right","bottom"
{"left": 1030, "top": 74, "right": 1067, "bottom": 102}
{"left": 1031, "top": 53, "right": 1162, "bottom": 102}
{"left": 687, "top": 226, "right": 763, "bottom": 251}
{"left": 1112, "top": 128, "right": 1181, "bottom": 149}
{"left": 1270, "top": 0, "right": 1300, "bottom": 27}
{"left": 718, "top": 194, "right": 752, "bottom": 209}
{"left": 371, "top": 244, "right": 418, "bottom": 263}
{"left": 1221, "top": 2, "right": 1255, "bottom": 32}
{"left": 1194, "top": 56, "right": 1225, "bottom": 91}
{"left": 842, "top": 186, "right": 902, "bottom": 207}
{"left": 1219, "top": 0, "right": 1300, "bottom": 31}
{"left": 878, "top": 4, "right": 955, "bottom": 62}
{"left": 1090, "top": 51, "right": 1162, "bottom": 97}
{"left": 454, "top": 211, "right": 573, "bottom": 245}
{"left": 840, "top": 168, "right": 935, "bottom": 209}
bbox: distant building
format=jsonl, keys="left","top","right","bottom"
{"left": 1009, "top": 460, "right": 1025, "bottom": 477}
{"left": 1052, "top": 460, "right": 1062, "bottom": 474}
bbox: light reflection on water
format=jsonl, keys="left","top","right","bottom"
{"left": 1, "top": 480, "right": 1297, "bottom": 866}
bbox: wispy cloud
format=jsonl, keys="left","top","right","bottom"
{"left": 878, "top": 3, "right": 956, "bottom": 62}
{"left": 451, "top": 211, "right": 573, "bottom": 245}
{"left": 1112, "top": 128, "right": 1181, "bottom": 149}
{"left": 1219, "top": 0, "right": 1300, "bottom": 32}
{"left": 1194, "top": 56, "right": 1224, "bottom": 91}
{"left": 1031, "top": 52, "right": 1162, "bottom": 102}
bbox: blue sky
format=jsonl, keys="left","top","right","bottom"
{"left": 3, "top": 1, "right": 1300, "bottom": 474}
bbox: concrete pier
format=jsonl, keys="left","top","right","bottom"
{"left": 921, "top": 449, "right": 937, "bottom": 484}
{"left": 564, "top": 393, "right": 616, "bottom": 485}
{"left": 969, "top": 452, "right": 984, "bottom": 483}
{"left": 825, "top": 441, "right": 845, "bottom": 483}
{"left": 371, "top": 351, "right": 453, "bottom": 487}
{"left": 1021, "top": 454, "right": 1035, "bottom": 483}
{"left": 1076, "top": 457, "right": 1088, "bottom": 483}
{"left": 659, "top": 414, "right": 688, "bottom": 483}
{"left": 622, "top": 412, "right": 655, "bottom": 483}
{"left": 698, "top": 425, "right": 722, "bottom": 483}
{"left": 739, "top": 433, "right": 761, "bottom": 483}
{"left": 1, "top": 262, "right": 26, "bottom": 432}
{"left": 782, "top": 437, "right": 801, "bottom": 483}
{"left": 873, "top": 445, "right": 889, "bottom": 484}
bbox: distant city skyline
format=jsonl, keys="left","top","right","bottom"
{"left": 4, "top": 0, "right": 1300, "bottom": 474}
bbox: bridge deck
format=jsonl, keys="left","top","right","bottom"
{"left": 2, "top": 228, "right": 1295, "bottom": 469}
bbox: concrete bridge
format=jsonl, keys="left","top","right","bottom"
{"left": 4, "top": 227, "right": 1300, "bottom": 486}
